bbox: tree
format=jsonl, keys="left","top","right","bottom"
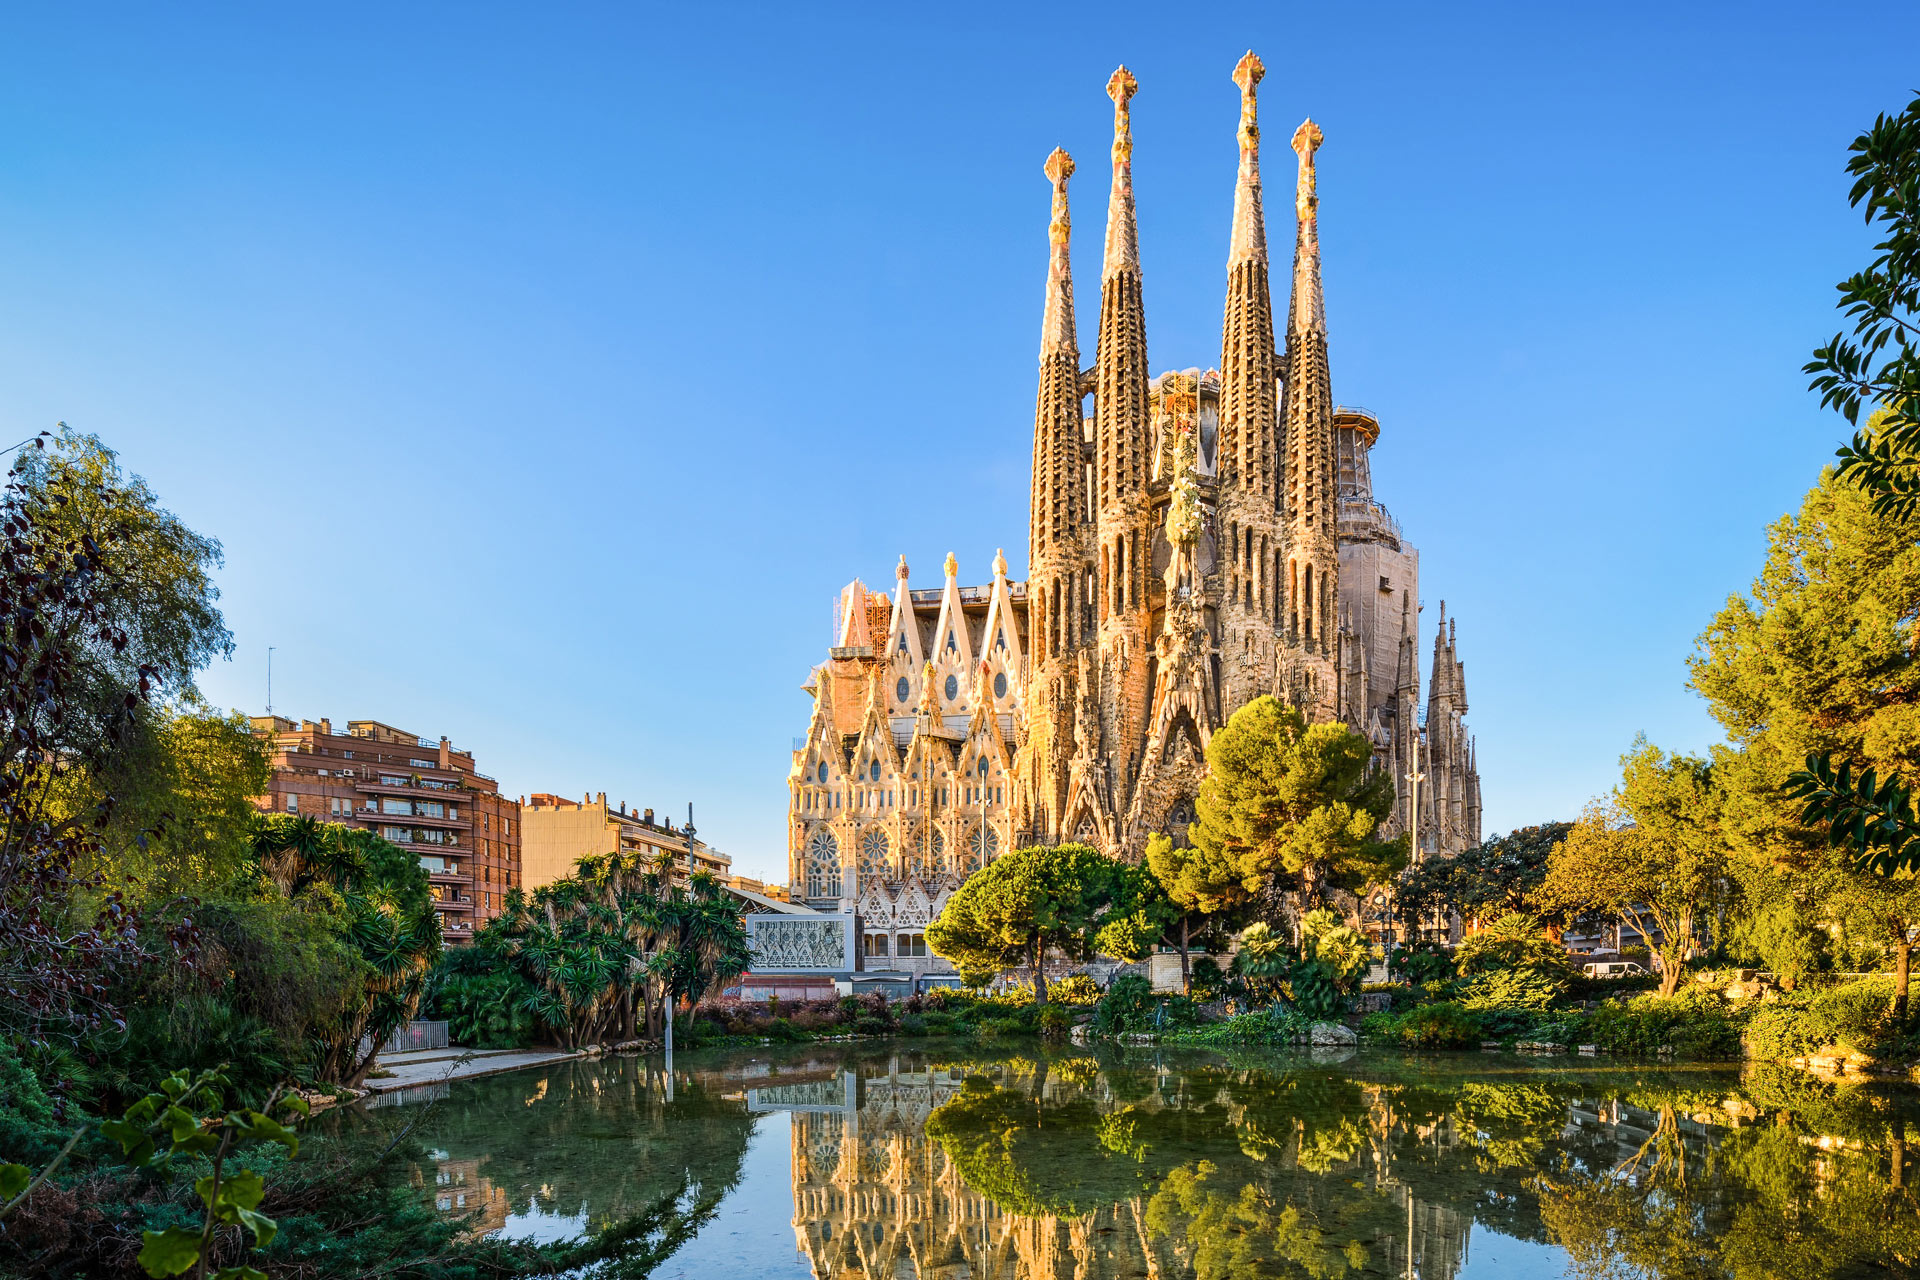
{"left": 1452, "top": 911, "right": 1577, "bottom": 983}
{"left": 1804, "top": 91, "right": 1920, "bottom": 518}
{"left": 1692, "top": 449, "right": 1920, "bottom": 1015}
{"left": 926, "top": 843, "right": 1154, "bottom": 1001}
{"left": 1143, "top": 832, "right": 1245, "bottom": 993}
{"left": 1394, "top": 822, "right": 1572, "bottom": 935}
{"left": 1534, "top": 740, "right": 1726, "bottom": 997}
{"left": 1188, "top": 697, "right": 1403, "bottom": 922}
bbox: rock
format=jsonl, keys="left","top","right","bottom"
{"left": 1578, "top": 1044, "right": 1598, "bottom": 1055}
{"left": 1308, "top": 1021, "right": 1358, "bottom": 1047}
{"left": 1480, "top": 1040, "right": 1503, "bottom": 1051}
{"left": 1068, "top": 1024, "right": 1090, "bottom": 1045}
{"left": 1515, "top": 1040, "right": 1563, "bottom": 1054}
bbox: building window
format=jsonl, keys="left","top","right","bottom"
{"left": 285, "top": 793, "right": 298, "bottom": 813}
{"left": 896, "top": 676, "right": 910, "bottom": 702}
{"left": 994, "top": 671, "right": 1008, "bottom": 699}
{"left": 865, "top": 933, "right": 889, "bottom": 958}
{"left": 944, "top": 674, "right": 959, "bottom": 701}
{"left": 897, "top": 933, "right": 928, "bottom": 958}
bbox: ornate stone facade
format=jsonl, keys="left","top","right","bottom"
{"left": 789, "top": 53, "right": 1481, "bottom": 918}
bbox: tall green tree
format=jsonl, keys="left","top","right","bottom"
{"left": 926, "top": 843, "right": 1155, "bottom": 1001}
{"left": 1142, "top": 832, "right": 1245, "bottom": 993}
{"left": 1186, "top": 697, "right": 1403, "bottom": 922}
{"left": 1692, "top": 450, "right": 1920, "bottom": 1015}
{"left": 1534, "top": 740, "right": 1726, "bottom": 997}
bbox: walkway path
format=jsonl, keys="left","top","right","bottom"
{"left": 364, "top": 1046, "right": 583, "bottom": 1095}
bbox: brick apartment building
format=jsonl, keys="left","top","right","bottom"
{"left": 251, "top": 716, "right": 520, "bottom": 942}
{"left": 520, "top": 792, "right": 733, "bottom": 890}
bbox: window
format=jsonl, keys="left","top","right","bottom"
{"left": 896, "top": 676, "right": 910, "bottom": 702}
{"left": 944, "top": 674, "right": 959, "bottom": 701}
{"left": 410, "top": 758, "right": 434, "bottom": 768}
{"left": 897, "top": 933, "right": 928, "bottom": 958}
{"left": 869, "top": 761, "right": 881, "bottom": 781}
{"left": 380, "top": 774, "right": 408, "bottom": 787}
{"left": 285, "top": 793, "right": 298, "bottom": 813}
{"left": 382, "top": 798, "right": 411, "bottom": 816}
{"left": 994, "top": 671, "right": 1008, "bottom": 699}
{"left": 865, "top": 933, "right": 889, "bottom": 958}
{"left": 418, "top": 801, "right": 444, "bottom": 818}
{"left": 817, "top": 762, "right": 828, "bottom": 784}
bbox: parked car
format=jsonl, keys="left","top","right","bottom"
{"left": 1582, "top": 960, "right": 1647, "bottom": 979}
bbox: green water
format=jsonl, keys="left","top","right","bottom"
{"left": 341, "top": 1042, "right": 1920, "bottom": 1278}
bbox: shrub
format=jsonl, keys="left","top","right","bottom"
{"left": 1092, "top": 974, "right": 1155, "bottom": 1036}
{"left": 1586, "top": 989, "right": 1743, "bottom": 1059}
{"left": 1163, "top": 1007, "right": 1312, "bottom": 1047}
{"left": 1388, "top": 942, "right": 1454, "bottom": 986}
{"left": 1038, "top": 1006, "right": 1073, "bottom": 1040}
{"left": 1188, "top": 957, "right": 1228, "bottom": 1000}
{"left": 1458, "top": 968, "right": 1563, "bottom": 1013}
{"left": 1284, "top": 959, "right": 1349, "bottom": 1022}
{"left": 898, "top": 1013, "right": 929, "bottom": 1036}
{"left": 1453, "top": 913, "right": 1575, "bottom": 984}
{"left": 1746, "top": 976, "right": 1916, "bottom": 1061}
{"left": 767, "top": 1016, "right": 802, "bottom": 1042}
{"left": 1372, "top": 1001, "right": 1483, "bottom": 1049}
{"left": 1049, "top": 974, "right": 1102, "bottom": 1005}
{"left": 976, "top": 1017, "right": 1023, "bottom": 1039}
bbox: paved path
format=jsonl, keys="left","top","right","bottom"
{"left": 364, "top": 1046, "right": 583, "bottom": 1094}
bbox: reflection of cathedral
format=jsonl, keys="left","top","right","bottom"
{"left": 788, "top": 53, "right": 1481, "bottom": 919}
{"left": 755, "top": 1059, "right": 1471, "bottom": 1280}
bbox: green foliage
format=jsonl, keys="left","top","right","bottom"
{"left": 1038, "top": 1006, "right": 1073, "bottom": 1040}
{"left": 93, "top": 1066, "right": 306, "bottom": 1280}
{"left": 1047, "top": 973, "right": 1101, "bottom": 1005}
{"left": 1363, "top": 1001, "right": 1483, "bottom": 1049}
{"left": 1536, "top": 741, "right": 1725, "bottom": 996}
{"left": 1188, "top": 697, "right": 1404, "bottom": 913}
{"left": 1298, "top": 909, "right": 1371, "bottom": 988}
{"left": 1387, "top": 941, "right": 1454, "bottom": 986}
{"left": 1804, "top": 89, "right": 1920, "bottom": 517}
{"left": 925, "top": 843, "right": 1156, "bottom": 999}
{"left": 1162, "top": 1007, "right": 1314, "bottom": 1047}
{"left": 1395, "top": 822, "right": 1572, "bottom": 929}
{"left": 1457, "top": 968, "right": 1565, "bottom": 1014}
{"left": 426, "top": 948, "right": 539, "bottom": 1049}
{"left": 1187, "top": 956, "right": 1228, "bottom": 1000}
{"left": 1788, "top": 752, "right": 1920, "bottom": 874}
{"left": 1092, "top": 974, "right": 1156, "bottom": 1036}
{"left": 1583, "top": 989, "right": 1745, "bottom": 1059}
{"left": 1453, "top": 913, "right": 1575, "bottom": 985}
{"left": 1745, "top": 976, "right": 1920, "bottom": 1061}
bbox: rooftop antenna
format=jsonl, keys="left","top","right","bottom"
{"left": 267, "top": 647, "right": 275, "bottom": 717}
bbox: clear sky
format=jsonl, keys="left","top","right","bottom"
{"left": 2, "top": 3, "right": 1914, "bottom": 882}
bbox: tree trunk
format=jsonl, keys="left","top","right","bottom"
{"left": 1893, "top": 933, "right": 1911, "bottom": 1022}
{"left": 1658, "top": 949, "right": 1683, "bottom": 998}
{"left": 1179, "top": 918, "right": 1191, "bottom": 995}
{"left": 1032, "top": 938, "right": 1048, "bottom": 1004}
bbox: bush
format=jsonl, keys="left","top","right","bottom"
{"left": 1162, "top": 1007, "right": 1311, "bottom": 1047}
{"left": 1454, "top": 913, "right": 1575, "bottom": 985}
{"left": 1038, "top": 1006, "right": 1073, "bottom": 1040}
{"left": 1092, "top": 974, "right": 1155, "bottom": 1036}
{"left": 1585, "top": 988, "right": 1744, "bottom": 1059}
{"left": 1746, "top": 976, "right": 1917, "bottom": 1061}
{"left": 1368, "top": 1001, "right": 1483, "bottom": 1049}
{"left": 898, "top": 1013, "right": 929, "bottom": 1036}
{"left": 1458, "top": 968, "right": 1563, "bottom": 1013}
{"left": 1188, "top": 957, "right": 1228, "bottom": 1000}
{"left": 1284, "top": 959, "right": 1349, "bottom": 1022}
{"left": 1388, "top": 942, "right": 1454, "bottom": 986}
{"left": 1049, "top": 974, "right": 1101, "bottom": 1005}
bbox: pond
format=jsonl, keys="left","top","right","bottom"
{"left": 338, "top": 1042, "right": 1920, "bottom": 1279}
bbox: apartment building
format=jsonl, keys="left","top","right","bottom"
{"left": 520, "top": 792, "right": 732, "bottom": 890}
{"left": 251, "top": 716, "right": 520, "bottom": 942}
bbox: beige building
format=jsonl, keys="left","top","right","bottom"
{"left": 251, "top": 716, "right": 521, "bottom": 942}
{"left": 519, "top": 792, "right": 732, "bottom": 890}
{"left": 788, "top": 55, "right": 1481, "bottom": 934}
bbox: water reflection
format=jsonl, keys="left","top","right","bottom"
{"left": 363, "top": 1046, "right": 1920, "bottom": 1279}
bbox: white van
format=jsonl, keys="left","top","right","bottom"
{"left": 1582, "top": 960, "right": 1647, "bottom": 979}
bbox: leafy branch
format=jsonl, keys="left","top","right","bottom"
{"left": 1785, "top": 753, "right": 1920, "bottom": 875}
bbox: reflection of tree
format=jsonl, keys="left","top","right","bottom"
{"left": 1537, "top": 1077, "right": 1920, "bottom": 1280}
{"left": 389, "top": 1056, "right": 754, "bottom": 1235}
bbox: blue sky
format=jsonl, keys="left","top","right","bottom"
{"left": 1, "top": 3, "right": 1913, "bottom": 882}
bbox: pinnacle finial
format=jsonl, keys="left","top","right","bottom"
{"left": 943, "top": 551, "right": 958, "bottom": 580}
{"left": 1102, "top": 67, "right": 1141, "bottom": 280}
{"left": 1044, "top": 146, "right": 1074, "bottom": 186}
{"left": 1227, "top": 51, "right": 1268, "bottom": 268}
{"left": 897, "top": 553, "right": 910, "bottom": 580}
{"left": 1292, "top": 118, "right": 1324, "bottom": 220}
{"left": 1233, "top": 50, "right": 1264, "bottom": 95}
{"left": 1040, "top": 148, "right": 1078, "bottom": 356}
{"left": 993, "top": 547, "right": 1008, "bottom": 578}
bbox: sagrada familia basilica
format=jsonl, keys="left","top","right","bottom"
{"left": 788, "top": 54, "right": 1481, "bottom": 934}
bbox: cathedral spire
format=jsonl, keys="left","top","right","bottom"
{"left": 1102, "top": 67, "right": 1140, "bottom": 280}
{"left": 1288, "top": 118, "right": 1326, "bottom": 334}
{"left": 1030, "top": 149, "right": 1085, "bottom": 575}
{"left": 1040, "top": 148, "right": 1077, "bottom": 356}
{"left": 1220, "top": 50, "right": 1278, "bottom": 506}
{"left": 1094, "top": 65, "right": 1150, "bottom": 591}
{"left": 1282, "top": 117, "right": 1337, "bottom": 652}
{"left": 1228, "top": 51, "right": 1267, "bottom": 268}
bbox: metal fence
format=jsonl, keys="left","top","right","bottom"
{"left": 381, "top": 1020, "right": 450, "bottom": 1053}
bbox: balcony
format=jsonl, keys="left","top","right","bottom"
{"left": 369, "top": 805, "right": 470, "bottom": 829}
{"left": 356, "top": 776, "right": 467, "bottom": 799}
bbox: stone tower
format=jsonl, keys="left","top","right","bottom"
{"left": 1281, "top": 118, "right": 1340, "bottom": 716}
{"left": 1025, "top": 147, "right": 1089, "bottom": 846}
{"left": 1215, "top": 51, "right": 1285, "bottom": 711}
